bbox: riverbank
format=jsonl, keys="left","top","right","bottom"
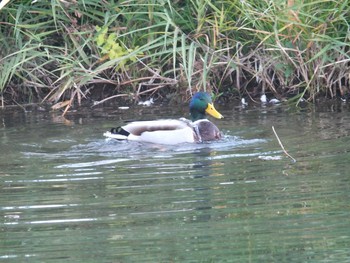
{"left": 1, "top": 0, "right": 349, "bottom": 111}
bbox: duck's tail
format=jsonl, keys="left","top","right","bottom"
{"left": 103, "top": 127, "right": 130, "bottom": 140}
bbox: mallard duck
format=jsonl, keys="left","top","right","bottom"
{"left": 103, "top": 92, "right": 223, "bottom": 145}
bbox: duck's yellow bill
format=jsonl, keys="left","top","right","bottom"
{"left": 206, "top": 103, "right": 224, "bottom": 119}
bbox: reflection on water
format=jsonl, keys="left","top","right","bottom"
{"left": 1, "top": 104, "right": 350, "bottom": 262}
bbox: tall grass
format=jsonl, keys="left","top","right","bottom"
{"left": 0, "top": 0, "right": 349, "bottom": 110}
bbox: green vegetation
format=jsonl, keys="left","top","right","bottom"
{"left": 0, "top": 0, "right": 349, "bottom": 110}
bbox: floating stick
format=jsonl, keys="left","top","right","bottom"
{"left": 272, "top": 126, "right": 296, "bottom": 163}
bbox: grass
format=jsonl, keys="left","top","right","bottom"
{"left": 0, "top": 0, "right": 349, "bottom": 111}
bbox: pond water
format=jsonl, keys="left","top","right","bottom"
{"left": 1, "top": 101, "right": 350, "bottom": 262}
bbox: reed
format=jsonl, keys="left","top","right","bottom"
{"left": 0, "top": 0, "right": 349, "bottom": 109}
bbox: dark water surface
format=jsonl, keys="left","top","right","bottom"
{"left": 1, "top": 102, "right": 350, "bottom": 262}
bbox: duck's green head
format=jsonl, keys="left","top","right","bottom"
{"left": 189, "top": 92, "right": 223, "bottom": 121}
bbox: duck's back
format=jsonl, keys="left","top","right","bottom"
{"left": 126, "top": 119, "right": 195, "bottom": 144}
{"left": 105, "top": 119, "right": 196, "bottom": 144}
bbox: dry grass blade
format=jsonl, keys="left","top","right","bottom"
{"left": 0, "top": 0, "right": 349, "bottom": 108}
{"left": 0, "top": 0, "right": 10, "bottom": 10}
{"left": 272, "top": 126, "right": 296, "bottom": 163}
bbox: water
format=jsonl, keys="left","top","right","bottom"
{"left": 1, "top": 102, "right": 350, "bottom": 262}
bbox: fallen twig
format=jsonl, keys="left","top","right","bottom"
{"left": 272, "top": 126, "right": 296, "bottom": 163}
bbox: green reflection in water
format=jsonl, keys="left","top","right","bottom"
{"left": 1, "top": 105, "right": 350, "bottom": 262}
